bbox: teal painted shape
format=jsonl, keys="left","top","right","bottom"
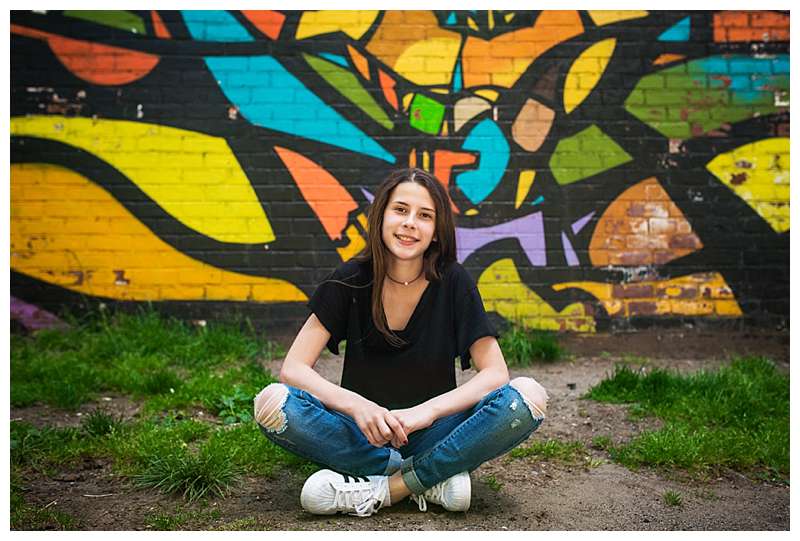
{"left": 182, "top": 10, "right": 254, "bottom": 41}
{"left": 453, "top": 59, "right": 463, "bottom": 92}
{"left": 658, "top": 16, "right": 691, "bottom": 41}
{"left": 447, "top": 12, "right": 457, "bottom": 25}
{"left": 205, "top": 56, "right": 395, "bottom": 163}
{"left": 319, "top": 53, "right": 349, "bottom": 68}
{"left": 456, "top": 119, "right": 510, "bottom": 204}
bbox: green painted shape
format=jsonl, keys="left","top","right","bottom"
{"left": 549, "top": 125, "right": 633, "bottom": 186}
{"left": 304, "top": 54, "right": 393, "bottom": 131}
{"left": 409, "top": 93, "right": 446, "bottom": 135}
{"left": 64, "top": 10, "right": 146, "bottom": 35}
{"left": 625, "top": 65, "right": 789, "bottom": 139}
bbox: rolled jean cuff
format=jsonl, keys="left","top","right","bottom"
{"left": 400, "top": 456, "right": 426, "bottom": 494}
{"left": 385, "top": 447, "right": 403, "bottom": 475}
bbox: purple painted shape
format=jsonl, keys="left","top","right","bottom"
{"left": 361, "top": 187, "right": 375, "bottom": 204}
{"left": 456, "top": 211, "right": 546, "bottom": 266}
{"left": 562, "top": 232, "right": 580, "bottom": 266}
{"left": 571, "top": 211, "right": 596, "bottom": 235}
{"left": 11, "top": 296, "right": 69, "bottom": 331}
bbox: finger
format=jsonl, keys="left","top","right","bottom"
{"left": 375, "top": 418, "right": 394, "bottom": 443}
{"left": 384, "top": 413, "right": 408, "bottom": 445}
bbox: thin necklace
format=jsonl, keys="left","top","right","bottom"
{"left": 386, "top": 267, "right": 424, "bottom": 286}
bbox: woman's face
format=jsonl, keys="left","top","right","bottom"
{"left": 381, "top": 181, "right": 438, "bottom": 265}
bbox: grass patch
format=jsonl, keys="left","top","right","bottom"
{"left": 11, "top": 305, "right": 283, "bottom": 411}
{"left": 10, "top": 306, "right": 320, "bottom": 513}
{"left": 482, "top": 474, "right": 503, "bottom": 492}
{"left": 585, "top": 357, "right": 789, "bottom": 479}
{"left": 499, "top": 323, "right": 563, "bottom": 365}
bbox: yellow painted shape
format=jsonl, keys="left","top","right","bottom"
{"left": 356, "top": 212, "right": 368, "bottom": 230}
{"left": 402, "top": 93, "right": 414, "bottom": 112}
{"left": 467, "top": 17, "right": 479, "bottom": 31}
{"left": 336, "top": 223, "right": 367, "bottom": 262}
{"left": 504, "top": 13, "right": 515, "bottom": 23}
{"left": 588, "top": 11, "right": 649, "bottom": 26}
{"left": 488, "top": 10, "right": 495, "bottom": 30}
{"left": 296, "top": 10, "right": 379, "bottom": 40}
{"left": 478, "top": 258, "right": 596, "bottom": 332}
{"left": 554, "top": 272, "right": 742, "bottom": 318}
{"left": 474, "top": 89, "right": 499, "bottom": 102}
{"left": 10, "top": 164, "right": 306, "bottom": 302}
{"left": 393, "top": 36, "right": 462, "bottom": 86}
{"left": 564, "top": 38, "right": 617, "bottom": 114}
{"left": 706, "top": 138, "right": 790, "bottom": 233}
{"left": 11, "top": 115, "right": 273, "bottom": 244}
{"left": 465, "top": 209, "right": 479, "bottom": 216}
{"left": 515, "top": 170, "right": 536, "bottom": 209}
{"left": 422, "top": 151, "right": 430, "bottom": 171}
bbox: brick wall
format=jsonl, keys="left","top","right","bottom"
{"left": 10, "top": 10, "right": 790, "bottom": 334}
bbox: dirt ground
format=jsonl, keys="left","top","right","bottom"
{"left": 11, "top": 329, "right": 790, "bottom": 530}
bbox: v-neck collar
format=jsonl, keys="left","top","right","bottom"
{"left": 386, "top": 280, "right": 433, "bottom": 333}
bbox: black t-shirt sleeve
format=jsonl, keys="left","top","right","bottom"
{"left": 307, "top": 266, "right": 353, "bottom": 355}
{"left": 453, "top": 266, "right": 499, "bottom": 370}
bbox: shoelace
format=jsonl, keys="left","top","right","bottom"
{"left": 333, "top": 484, "right": 382, "bottom": 517}
{"left": 411, "top": 482, "right": 444, "bottom": 512}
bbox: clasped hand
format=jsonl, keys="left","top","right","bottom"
{"left": 350, "top": 398, "right": 434, "bottom": 448}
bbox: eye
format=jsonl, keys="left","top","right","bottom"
{"left": 420, "top": 213, "right": 433, "bottom": 220}
{"left": 394, "top": 206, "right": 406, "bottom": 213}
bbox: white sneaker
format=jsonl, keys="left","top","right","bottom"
{"left": 411, "top": 471, "right": 471, "bottom": 512}
{"left": 300, "top": 469, "right": 390, "bottom": 517}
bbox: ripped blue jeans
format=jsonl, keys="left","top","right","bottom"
{"left": 255, "top": 383, "right": 544, "bottom": 494}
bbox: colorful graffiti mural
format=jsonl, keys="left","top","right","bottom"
{"left": 11, "top": 10, "right": 790, "bottom": 332}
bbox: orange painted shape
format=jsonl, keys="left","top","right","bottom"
{"left": 589, "top": 177, "right": 703, "bottom": 267}
{"left": 713, "top": 11, "right": 789, "bottom": 42}
{"left": 461, "top": 10, "right": 583, "bottom": 89}
{"left": 151, "top": 11, "right": 171, "bottom": 39}
{"left": 242, "top": 10, "right": 285, "bottom": 40}
{"left": 347, "top": 44, "right": 371, "bottom": 80}
{"left": 434, "top": 150, "right": 477, "bottom": 214}
{"left": 378, "top": 69, "right": 399, "bottom": 110}
{"left": 274, "top": 147, "right": 358, "bottom": 241}
{"left": 11, "top": 24, "right": 160, "bottom": 85}
{"left": 653, "top": 53, "right": 685, "bottom": 66}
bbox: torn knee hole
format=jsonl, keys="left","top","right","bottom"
{"left": 510, "top": 377, "right": 548, "bottom": 419}
{"left": 253, "top": 383, "right": 289, "bottom": 433}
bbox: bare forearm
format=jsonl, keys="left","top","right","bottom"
{"left": 279, "top": 362, "right": 363, "bottom": 416}
{"left": 422, "top": 364, "right": 509, "bottom": 421}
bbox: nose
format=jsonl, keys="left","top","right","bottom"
{"left": 402, "top": 213, "right": 416, "bottom": 228}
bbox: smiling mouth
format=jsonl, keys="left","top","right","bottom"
{"left": 394, "top": 234, "right": 418, "bottom": 242}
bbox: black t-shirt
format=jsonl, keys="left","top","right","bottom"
{"left": 307, "top": 258, "right": 499, "bottom": 409}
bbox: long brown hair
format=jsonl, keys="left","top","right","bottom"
{"left": 355, "top": 168, "right": 457, "bottom": 347}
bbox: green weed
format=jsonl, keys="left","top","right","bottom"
{"left": 499, "top": 323, "right": 563, "bottom": 365}
{"left": 663, "top": 490, "right": 683, "bottom": 506}
{"left": 81, "top": 408, "right": 123, "bottom": 437}
{"left": 591, "top": 435, "right": 612, "bottom": 451}
{"left": 482, "top": 474, "right": 503, "bottom": 492}
{"left": 585, "top": 357, "right": 789, "bottom": 477}
{"left": 133, "top": 440, "right": 243, "bottom": 502}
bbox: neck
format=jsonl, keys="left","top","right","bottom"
{"left": 386, "top": 257, "right": 424, "bottom": 284}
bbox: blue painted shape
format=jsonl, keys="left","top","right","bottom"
{"left": 772, "top": 56, "right": 790, "bottom": 75}
{"left": 206, "top": 56, "right": 396, "bottom": 163}
{"left": 447, "top": 11, "right": 457, "bottom": 25}
{"left": 456, "top": 119, "right": 510, "bottom": 204}
{"left": 319, "top": 53, "right": 349, "bottom": 68}
{"left": 182, "top": 10, "right": 254, "bottom": 42}
{"left": 452, "top": 59, "right": 463, "bottom": 92}
{"left": 658, "top": 16, "right": 690, "bottom": 42}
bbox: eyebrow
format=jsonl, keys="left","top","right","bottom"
{"left": 393, "top": 200, "right": 436, "bottom": 213}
